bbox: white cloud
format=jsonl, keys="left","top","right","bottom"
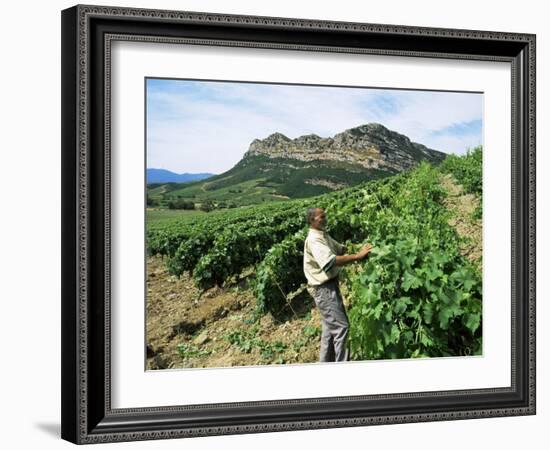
{"left": 147, "top": 81, "right": 482, "bottom": 173}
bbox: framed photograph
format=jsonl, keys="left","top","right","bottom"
{"left": 61, "top": 4, "right": 536, "bottom": 444}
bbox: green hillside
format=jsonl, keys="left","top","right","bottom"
{"left": 148, "top": 156, "right": 396, "bottom": 208}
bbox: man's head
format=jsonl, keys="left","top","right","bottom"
{"left": 307, "top": 207, "right": 326, "bottom": 231}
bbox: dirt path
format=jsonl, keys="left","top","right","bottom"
{"left": 271, "top": 194, "right": 290, "bottom": 199}
{"left": 439, "top": 173, "right": 482, "bottom": 264}
{"left": 146, "top": 255, "right": 322, "bottom": 370}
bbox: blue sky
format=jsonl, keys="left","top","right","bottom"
{"left": 146, "top": 78, "right": 483, "bottom": 174}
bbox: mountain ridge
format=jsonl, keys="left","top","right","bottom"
{"left": 147, "top": 169, "right": 215, "bottom": 184}
{"left": 243, "top": 123, "right": 445, "bottom": 172}
{"left": 147, "top": 123, "right": 448, "bottom": 206}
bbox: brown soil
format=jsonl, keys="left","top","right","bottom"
{"left": 146, "top": 255, "right": 323, "bottom": 370}
{"left": 439, "top": 173, "right": 483, "bottom": 265}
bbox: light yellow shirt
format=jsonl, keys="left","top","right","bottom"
{"left": 303, "top": 228, "right": 346, "bottom": 286}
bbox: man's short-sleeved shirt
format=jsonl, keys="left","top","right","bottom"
{"left": 303, "top": 228, "right": 346, "bottom": 286}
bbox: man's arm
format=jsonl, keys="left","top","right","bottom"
{"left": 334, "top": 244, "right": 372, "bottom": 267}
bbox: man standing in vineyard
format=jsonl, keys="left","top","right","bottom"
{"left": 304, "top": 208, "right": 372, "bottom": 362}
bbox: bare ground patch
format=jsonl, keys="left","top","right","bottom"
{"left": 439, "top": 173, "right": 482, "bottom": 265}
{"left": 146, "top": 255, "right": 323, "bottom": 370}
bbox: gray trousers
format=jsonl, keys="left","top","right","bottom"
{"left": 309, "top": 278, "right": 349, "bottom": 362}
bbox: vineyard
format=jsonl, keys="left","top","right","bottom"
{"left": 146, "top": 147, "right": 483, "bottom": 368}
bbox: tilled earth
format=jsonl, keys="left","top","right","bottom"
{"left": 146, "top": 256, "right": 323, "bottom": 370}
{"left": 439, "top": 173, "right": 483, "bottom": 266}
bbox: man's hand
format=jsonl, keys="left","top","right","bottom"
{"left": 356, "top": 243, "right": 373, "bottom": 260}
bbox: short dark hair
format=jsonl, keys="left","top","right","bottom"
{"left": 306, "top": 207, "right": 319, "bottom": 225}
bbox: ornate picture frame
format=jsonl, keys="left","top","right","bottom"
{"left": 61, "top": 5, "right": 535, "bottom": 444}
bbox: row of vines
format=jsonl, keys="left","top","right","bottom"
{"left": 147, "top": 148, "right": 483, "bottom": 360}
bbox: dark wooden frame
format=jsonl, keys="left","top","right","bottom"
{"left": 61, "top": 4, "right": 536, "bottom": 444}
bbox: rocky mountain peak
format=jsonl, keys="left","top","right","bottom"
{"left": 334, "top": 123, "right": 411, "bottom": 147}
{"left": 243, "top": 123, "right": 445, "bottom": 172}
{"left": 263, "top": 132, "right": 290, "bottom": 144}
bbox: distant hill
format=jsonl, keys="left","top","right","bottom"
{"left": 148, "top": 123, "right": 447, "bottom": 207}
{"left": 147, "top": 169, "right": 215, "bottom": 184}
